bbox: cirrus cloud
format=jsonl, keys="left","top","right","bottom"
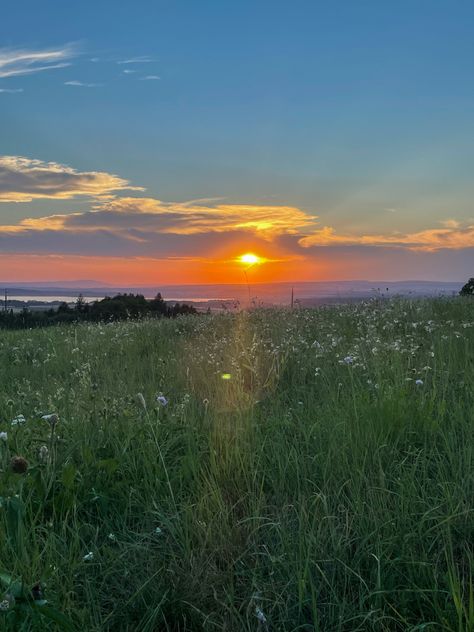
{"left": 0, "top": 45, "right": 74, "bottom": 79}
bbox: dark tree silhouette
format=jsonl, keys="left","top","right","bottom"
{"left": 459, "top": 278, "right": 474, "bottom": 296}
{"left": 0, "top": 293, "right": 197, "bottom": 330}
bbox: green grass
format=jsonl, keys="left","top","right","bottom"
{"left": 0, "top": 298, "right": 473, "bottom": 631}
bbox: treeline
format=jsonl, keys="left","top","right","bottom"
{"left": 0, "top": 293, "right": 197, "bottom": 329}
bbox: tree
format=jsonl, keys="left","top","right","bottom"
{"left": 75, "top": 293, "right": 86, "bottom": 312}
{"left": 459, "top": 278, "right": 474, "bottom": 296}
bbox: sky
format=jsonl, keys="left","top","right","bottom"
{"left": 0, "top": 0, "right": 473, "bottom": 285}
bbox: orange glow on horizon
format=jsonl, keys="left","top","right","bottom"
{"left": 1, "top": 252, "right": 329, "bottom": 285}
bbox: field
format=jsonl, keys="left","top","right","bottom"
{"left": 0, "top": 298, "right": 472, "bottom": 631}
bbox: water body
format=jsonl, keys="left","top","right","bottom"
{"left": 3, "top": 280, "right": 462, "bottom": 308}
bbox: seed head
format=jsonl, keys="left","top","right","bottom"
{"left": 41, "top": 413, "right": 59, "bottom": 427}
{"left": 137, "top": 393, "right": 147, "bottom": 410}
{"left": 10, "top": 456, "right": 28, "bottom": 474}
{"left": 38, "top": 445, "right": 49, "bottom": 462}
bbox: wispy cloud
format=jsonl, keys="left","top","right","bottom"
{"left": 117, "top": 55, "right": 153, "bottom": 65}
{"left": 122, "top": 69, "right": 136, "bottom": 74}
{"left": 0, "top": 88, "right": 23, "bottom": 93}
{"left": 0, "top": 45, "right": 74, "bottom": 79}
{"left": 64, "top": 80, "right": 101, "bottom": 88}
{"left": 0, "top": 156, "right": 143, "bottom": 202}
{"left": 139, "top": 75, "right": 160, "bottom": 81}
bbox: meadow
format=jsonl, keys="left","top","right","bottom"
{"left": 0, "top": 298, "right": 472, "bottom": 631}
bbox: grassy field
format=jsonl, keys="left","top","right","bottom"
{"left": 0, "top": 298, "right": 472, "bottom": 631}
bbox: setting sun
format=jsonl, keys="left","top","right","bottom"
{"left": 239, "top": 253, "right": 261, "bottom": 265}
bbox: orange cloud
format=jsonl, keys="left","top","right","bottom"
{"left": 299, "top": 223, "right": 474, "bottom": 251}
{"left": 0, "top": 156, "right": 143, "bottom": 202}
{"left": 0, "top": 197, "right": 318, "bottom": 238}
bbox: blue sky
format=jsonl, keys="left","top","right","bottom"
{"left": 0, "top": 1, "right": 473, "bottom": 283}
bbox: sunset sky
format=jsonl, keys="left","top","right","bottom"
{"left": 1, "top": 1, "right": 473, "bottom": 285}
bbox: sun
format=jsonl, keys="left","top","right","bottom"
{"left": 239, "top": 253, "right": 261, "bottom": 265}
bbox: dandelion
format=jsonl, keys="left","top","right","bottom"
{"left": 0, "top": 431, "right": 7, "bottom": 442}
{"left": 415, "top": 379, "right": 424, "bottom": 386}
{"left": 83, "top": 552, "right": 94, "bottom": 561}
{"left": 11, "top": 414, "right": 26, "bottom": 427}
{"left": 156, "top": 395, "right": 168, "bottom": 407}
{"left": 221, "top": 373, "right": 232, "bottom": 380}
{"left": 10, "top": 456, "right": 28, "bottom": 474}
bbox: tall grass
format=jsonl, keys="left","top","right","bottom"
{"left": 0, "top": 298, "right": 472, "bottom": 631}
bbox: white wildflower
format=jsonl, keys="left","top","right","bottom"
{"left": 41, "top": 413, "right": 59, "bottom": 426}
{"left": 0, "top": 431, "right": 7, "bottom": 442}
{"left": 83, "top": 551, "right": 94, "bottom": 561}
{"left": 38, "top": 445, "right": 49, "bottom": 462}
{"left": 255, "top": 605, "right": 267, "bottom": 625}
{"left": 415, "top": 379, "right": 424, "bottom": 386}
{"left": 156, "top": 395, "right": 168, "bottom": 407}
{"left": 11, "top": 414, "right": 26, "bottom": 427}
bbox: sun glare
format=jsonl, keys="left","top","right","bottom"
{"left": 239, "top": 253, "right": 261, "bottom": 265}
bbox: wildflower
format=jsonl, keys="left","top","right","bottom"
{"left": 156, "top": 395, "right": 168, "bottom": 407}
{"left": 255, "top": 606, "right": 268, "bottom": 625}
{"left": 0, "top": 432, "right": 7, "bottom": 442}
{"left": 415, "top": 379, "right": 424, "bottom": 386}
{"left": 155, "top": 526, "right": 162, "bottom": 535}
{"left": 83, "top": 552, "right": 94, "bottom": 561}
{"left": 342, "top": 356, "right": 354, "bottom": 365}
{"left": 0, "top": 594, "right": 14, "bottom": 611}
{"left": 41, "top": 413, "right": 59, "bottom": 427}
{"left": 221, "top": 373, "right": 232, "bottom": 380}
{"left": 108, "top": 533, "right": 117, "bottom": 542}
{"left": 10, "top": 456, "right": 28, "bottom": 474}
{"left": 38, "top": 445, "right": 49, "bottom": 462}
{"left": 10, "top": 414, "right": 26, "bottom": 427}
